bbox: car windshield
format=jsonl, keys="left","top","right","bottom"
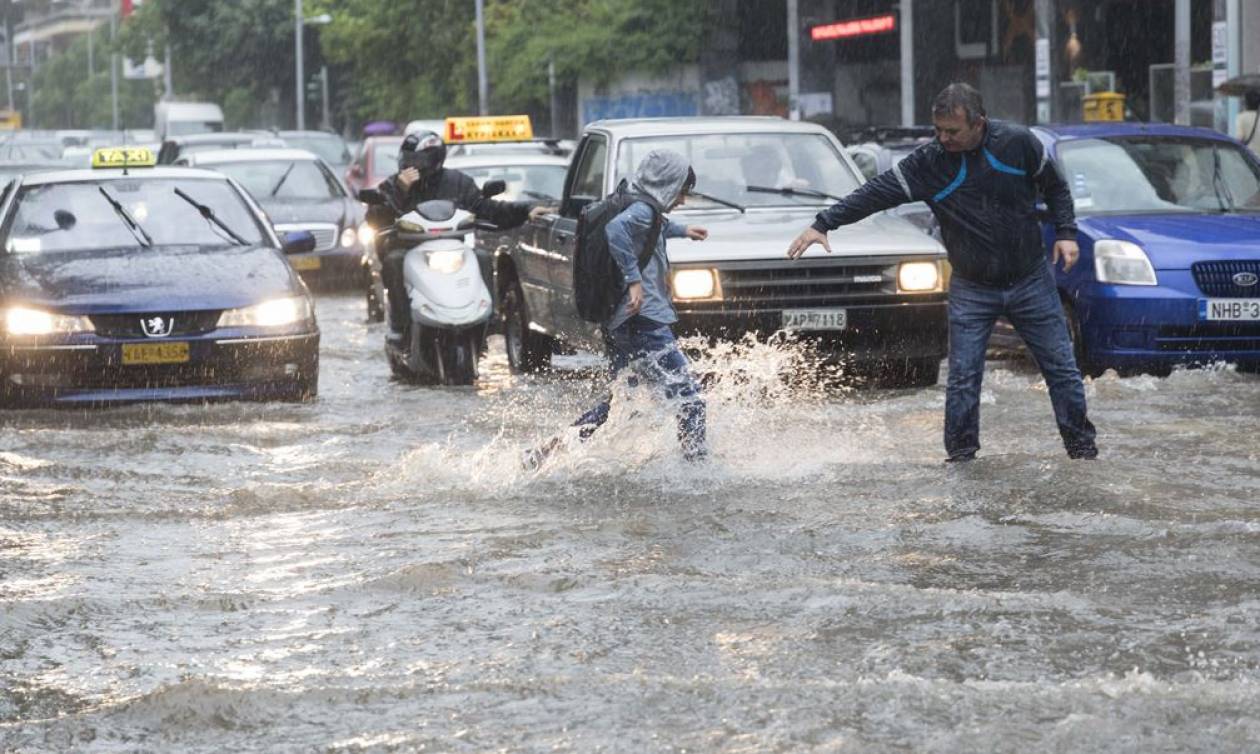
{"left": 461, "top": 164, "right": 567, "bottom": 201}
{"left": 0, "top": 143, "right": 63, "bottom": 162}
{"left": 615, "top": 132, "right": 861, "bottom": 209}
{"left": 284, "top": 134, "right": 352, "bottom": 165}
{"left": 1057, "top": 136, "right": 1260, "bottom": 214}
{"left": 6, "top": 177, "right": 267, "bottom": 254}
{"left": 212, "top": 159, "right": 344, "bottom": 199}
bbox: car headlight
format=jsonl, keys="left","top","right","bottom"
{"left": 357, "top": 223, "right": 374, "bottom": 246}
{"left": 5, "top": 306, "right": 93, "bottom": 336}
{"left": 217, "top": 296, "right": 313, "bottom": 328}
{"left": 897, "top": 260, "right": 941, "bottom": 292}
{"left": 426, "top": 249, "right": 465, "bottom": 274}
{"left": 672, "top": 269, "right": 719, "bottom": 300}
{"left": 1094, "top": 240, "right": 1157, "bottom": 285}
{"left": 340, "top": 227, "right": 357, "bottom": 248}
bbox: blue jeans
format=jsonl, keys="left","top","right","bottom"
{"left": 946, "top": 267, "right": 1097, "bottom": 459}
{"left": 574, "top": 317, "right": 707, "bottom": 457}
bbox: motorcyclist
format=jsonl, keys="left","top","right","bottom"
{"left": 367, "top": 130, "right": 552, "bottom": 330}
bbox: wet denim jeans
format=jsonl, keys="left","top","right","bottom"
{"left": 574, "top": 317, "right": 707, "bottom": 458}
{"left": 946, "top": 267, "right": 1098, "bottom": 460}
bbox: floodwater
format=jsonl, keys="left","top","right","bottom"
{"left": 3, "top": 294, "right": 1259, "bottom": 753}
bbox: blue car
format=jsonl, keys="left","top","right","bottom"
{"left": 1033, "top": 123, "right": 1260, "bottom": 376}
{"left": 0, "top": 150, "right": 321, "bottom": 406}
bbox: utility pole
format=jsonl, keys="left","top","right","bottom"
{"left": 294, "top": 0, "right": 305, "bottom": 130}
{"left": 1034, "top": 0, "right": 1054, "bottom": 123}
{"left": 548, "top": 58, "right": 558, "bottom": 136}
{"left": 475, "top": 0, "right": 487, "bottom": 115}
{"left": 787, "top": 0, "right": 799, "bottom": 120}
{"left": 163, "top": 43, "right": 172, "bottom": 101}
{"left": 4, "top": 0, "right": 13, "bottom": 112}
{"left": 1174, "top": 0, "right": 1191, "bottom": 125}
{"left": 320, "top": 64, "right": 330, "bottom": 130}
{"left": 110, "top": 0, "right": 119, "bottom": 130}
{"left": 899, "top": 0, "right": 914, "bottom": 126}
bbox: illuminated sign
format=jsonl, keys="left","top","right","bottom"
{"left": 810, "top": 13, "right": 897, "bottom": 41}
{"left": 445, "top": 115, "right": 533, "bottom": 143}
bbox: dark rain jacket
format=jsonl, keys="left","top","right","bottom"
{"left": 369, "top": 167, "right": 533, "bottom": 231}
{"left": 813, "top": 119, "right": 1077, "bottom": 287}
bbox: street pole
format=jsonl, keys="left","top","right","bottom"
{"left": 110, "top": 0, "right": 119, "bottom": 130}
{"left": 295, "top": 0, "right": 305, "bottom": 130}
{"left": 164, "top": 43, "right": 173, "bottom": 100}
{"left": 4, "top": 2, "right": 13, "bottom": 112}
{"left": 787, "top": 0, "right": 799, "bottom": 121}
{"left": 899, "top": 0, "right": 914, "bottom": 126}
{"left": 475, "top": 0, "right": 487, "bottom": 115}
{"left": 1034, "top": 0, "right": 1054, "bottom": 123}
{"left": 87, "top": 25, "right": 93, "bottom": 77}
{"left": 1174, "top": 0, "right": 1191, "bottom": 125}
{"left": 320, "top": 64, "right": 330, "bottom": 130}
{"left": 548, "top": 58, "right": 558, "bottom": 136}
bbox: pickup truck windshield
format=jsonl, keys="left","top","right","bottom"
{"left": 616, "top": 133, "right": 860, "bottom": 209}
{"left": 1057, "top": 136, "right": 1260, "bottom": 214}
{"left": 6, "top": 178, "right": 267, "bottom": 254}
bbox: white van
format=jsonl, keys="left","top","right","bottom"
{"left": 155, "top": 102, "right": 224, "bottom": 140}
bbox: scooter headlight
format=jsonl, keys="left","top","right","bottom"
{"left": 356, "top": 222, "right": 374, "bottom": 246}
{"left": 426, "top": 249, "right": 465, "bottom": 274}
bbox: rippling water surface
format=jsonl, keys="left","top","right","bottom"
{"left": 3, "top": 294, "right": 1260, "bottom": 752}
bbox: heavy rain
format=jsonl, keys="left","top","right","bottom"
{"left": 3, "top": 1, "right": 1260, "bottom": 752}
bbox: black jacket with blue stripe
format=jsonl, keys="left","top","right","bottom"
{"left": 813, "top": 119, "right": 1077, "bottom": 287}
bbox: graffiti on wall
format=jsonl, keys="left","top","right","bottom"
{"left": 582, "top": 92, "right": 698, "bottom": 124}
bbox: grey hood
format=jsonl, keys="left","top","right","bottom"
{"left": 631, "top": 149, "right": 691, "bottom": 210}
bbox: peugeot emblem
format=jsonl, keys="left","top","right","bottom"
{"left": 141, "top": 316, "right": 174, "bottom": 338}
{"left": 1233, "top": 272, "right": 1259, "bottom": 288}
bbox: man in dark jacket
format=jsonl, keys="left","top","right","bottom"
{"left": 787, "top": 83, "right": 1097, "bottom": 462}
{"left": 370, "top": 130, "right": 552, "bottom": 330}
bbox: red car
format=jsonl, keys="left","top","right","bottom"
{"left": 345, "top": 135, "right": 403, "bottom": 195}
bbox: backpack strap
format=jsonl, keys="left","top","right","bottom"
{"left": 633, "top": 199, "right": 663, "bottom": 272}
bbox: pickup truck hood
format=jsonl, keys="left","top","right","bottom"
{"left": 0, "top": 244, "right": 304, "bottom": 313}
{"left": 1080, "top": 212, "right": 1260, "bottom": 270}
{"left": 665, "top": 207, "right": 943, "bottom": 263}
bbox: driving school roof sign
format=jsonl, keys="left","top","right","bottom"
{"left": 444, "top": 115, "right": 533, "bottom": 143}
{"left": 810, "top": 13, "right": 897, "bottom": 41}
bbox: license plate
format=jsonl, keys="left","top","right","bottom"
{"left": 782, "top": 308, "right": 847, "bottom": 331}
{"left": 291, "top": 255, "right": 322, "bottom": 271}
{"left": 1199, "top": 299, "right": 1260, "bottom": 321}
{"left": 122, "top": 342, "right": 190, "bottom": 365}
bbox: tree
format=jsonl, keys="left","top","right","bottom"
{"left": 31, "top": 27, "right": 157, "bottom": 129}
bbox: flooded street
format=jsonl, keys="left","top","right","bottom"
{"left": 3, "top": 293, "right": 1260, "bottom": 752}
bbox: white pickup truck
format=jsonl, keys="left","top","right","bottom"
{"left": 492, "top": 116, "right": 949, "bottom": 387}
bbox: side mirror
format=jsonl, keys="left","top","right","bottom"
{"left": 481, "top": 179, "right": 506, "bottom": 199}
{"left": 281, "top": 230, "right": 317, "bottom": 254}
{"left": 349, "top": 164, "right": 364, "bottom": 178}
{"left": 357, "top": 188, "right": 385, "bottom": 205}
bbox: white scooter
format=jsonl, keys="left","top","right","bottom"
{"left": 365, "top": 195, "right": 497, "bottom": 385}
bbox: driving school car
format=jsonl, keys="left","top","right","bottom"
{"left": 0, "top": 147, "right": 320, "bottom": 406}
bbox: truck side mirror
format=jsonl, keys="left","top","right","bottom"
{"left": 357, "top": 188, "right": 384, "bottom": 205}
{"left": 481, "top": 179, "right": 506, "bottom": 199}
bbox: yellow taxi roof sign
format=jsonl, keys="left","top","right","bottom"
{"left": 92, "top": 146, "right": 157, "bottom": 169}
{"left": 444, "top": 115, "right": 533, "bottom": 144}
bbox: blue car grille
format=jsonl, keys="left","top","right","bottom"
{"left": 1192, "top": 261, "right": 1260, "bottom": 297}
{"left": 1156, "top": 323, "right": 1260, "bottom": 353}
{"left": 89, "top": 311, "right": 223, "bottom": 338}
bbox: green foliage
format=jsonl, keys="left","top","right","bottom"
{"left": 31, "top": 28, "right": 158, "bottom": 129}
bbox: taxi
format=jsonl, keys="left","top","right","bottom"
{"left": 0, "top": 147, "right": 321, "bottom": 406}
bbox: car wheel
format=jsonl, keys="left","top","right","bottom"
{"left": 501, "top": 278, "right": 551, "bottom": 374}
{"left": 279, "top": 361, "right": 319, "bottom": 402}
{"left": 1063, "top": 298, "right": 1104, "bottom": 378}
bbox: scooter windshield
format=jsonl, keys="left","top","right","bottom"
{"left": 415, "top": 200, "right": 457, "bottom": 222}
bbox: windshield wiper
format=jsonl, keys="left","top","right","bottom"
{"left": 173, "top": 187, "right": 249, "bottom": 245}
{"left": 98, "top": 186, "right": 153, "bottom": 247}
{"left": 270, "top": 162, "right": 297, "bottom": 196}
{"left": 521, "top": 189, "right": 557, "bottom": 201}
{"left": 1210, "top": 146, "right": 1236, "bottom": 213}
{"left": 688, "top": 189, "right": 745, "bottom": 213}
{"left": 746, "top": 184, "right": 846, "bottom": 203}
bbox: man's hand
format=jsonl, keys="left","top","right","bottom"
{"left": 626, "top": 282, "right": 644, "bottom": 315}
{"left": 787, "top": 226, "right": 831, "bottom": 260}
{"left": 528, "top": 205, "right": 557, "bottom": 222}
{"left": 1053, "top": 240, "right": 1080, "bottom": 272}
{"left": 685, "top": 226, "right": 708, "bottom": 241}
{"left": 397, "top": 167, "right": 420, "bottom": 191}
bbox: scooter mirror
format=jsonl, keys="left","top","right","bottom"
{"left": 481, "top": 179, "right": 506, "bottom": 199}
{"left": 357, "top": 188, "right": 385, "bottom": 205}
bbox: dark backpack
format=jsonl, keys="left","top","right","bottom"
{"left": 572, "top": 183, "right": 662, "bottom": 323}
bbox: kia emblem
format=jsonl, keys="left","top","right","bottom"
{"left": 1233, "top": 271, "right": 1259, "bottom": 288}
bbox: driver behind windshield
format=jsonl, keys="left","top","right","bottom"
{"left": 369, "top": 130, "right": 553, "bottom": 330}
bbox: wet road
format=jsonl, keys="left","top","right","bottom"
{"left": 3, "top": 294, "right": 1260, "bottom": 752}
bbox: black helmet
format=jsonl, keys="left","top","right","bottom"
{"left": 399, "top": 130, "right": 446, "bottom": 177}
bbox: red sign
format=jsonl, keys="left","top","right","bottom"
{"left": 810, "top": 13, "right": 897, "bottom": 41}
